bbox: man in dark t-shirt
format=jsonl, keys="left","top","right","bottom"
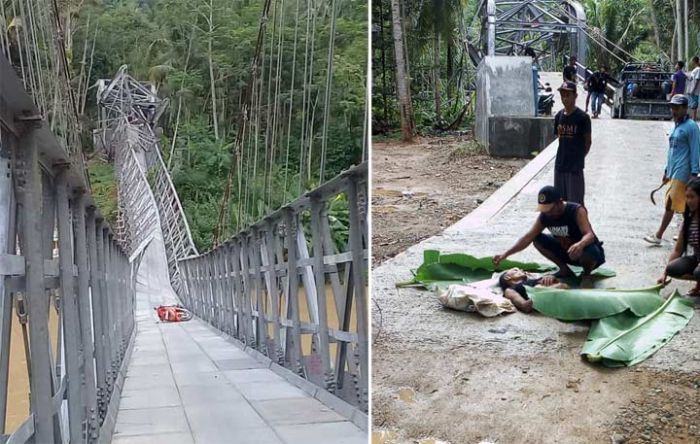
{"left": 563, "top": 56, "right": 577, "bottom": 82}
{"left": 585, "top": 66, "right": 610, "bottom": 118}
{"left": 493, "top": 186, "right": 605, "bottom": 288}
{"left": 553, "top": 81, "right": 592, "bottom": 206}
{"left": 671, "top": 61, "right": 687, "bottom": 97}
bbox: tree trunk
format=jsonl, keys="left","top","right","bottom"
{"left": 208, "top": 0, "right": 219, "bottom": 140}
{"left": 390, "top": 0, "right": 414, "bottom": 141}
{"left": 677, "top": 0, "right": 683, "bottom": 61}
{"left": 649, "top": 0, "right": 661, "bottom": 48}
{"left": 379, "top": 0, "right": 389, "bottom": 127}
{"left": 671, "top": 20, "right": 677, "bottom": 62}
{"left": 433, "top": 32, "right": 441, "bottom": 125}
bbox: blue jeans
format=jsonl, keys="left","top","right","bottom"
{"left": 591, "top": 91, "right": 605, "bottom": 115}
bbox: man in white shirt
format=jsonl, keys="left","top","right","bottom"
{"left": 687, "top": 56, "right": 700, "bottom": 120}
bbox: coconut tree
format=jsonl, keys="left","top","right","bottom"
{"left": 390, "top": 0, "right": 415, "bottom": 141}
{"left": 413, "top": 0, "right": 464, "bottom": 126}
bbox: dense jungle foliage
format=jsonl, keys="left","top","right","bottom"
{"left": 374, "top": 0, "right": 699, "bottom": 139}
{"left": 68, "top": 0, "right": 367, "bottom": 250}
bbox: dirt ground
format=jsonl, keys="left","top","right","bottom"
{"left": 371, "top": 135, "right": 700, "bottom": 444}
{"left": 372, "top": 334, "right": 700, "bottom": 444}
{"left": 372, "top": 135, "right": 528, "bottom": 265}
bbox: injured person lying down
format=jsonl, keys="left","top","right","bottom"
{"left": 498, "top": 268, "right": 569, "bottom": 313}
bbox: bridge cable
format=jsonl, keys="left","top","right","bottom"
{"left": 319, "top": 0, "right": 338, "bottom": 183}
{"left": 283, "top": 0, "right": 303, "bottom": 203}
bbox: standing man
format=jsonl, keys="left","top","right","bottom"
{"left": 686, "top": 56, "right": 700, "bottom": 120}
{"left": 671, "top": 61, "right": 687, "bottom": 97}
{"left": 493, "top": 185, "right": 605, "bottom": 288}
{"left": 586, "top": 65, "right": 611, "bottom": 119}
{"left": 644, "top": 95, "right": 700, "bottom": 245}
{"left": 553, "top": 81, "right": 592, "bottom": 206}
{"left": 563, "top": 56, "right": 577, "bottom": 83}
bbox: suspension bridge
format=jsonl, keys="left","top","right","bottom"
{"left": 0, "top": 0, "right": 367, "bottom": 443}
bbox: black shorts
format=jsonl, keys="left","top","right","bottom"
{"left": 554, "top": 169, "right": 585, "bottom": 206}
{"left": 534, "top": 233, "right": 605, "bottom": 269}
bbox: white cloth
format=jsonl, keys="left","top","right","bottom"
{"left": 437, "top": 281, "right": 516, "bottom": 317}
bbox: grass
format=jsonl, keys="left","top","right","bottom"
{"left": 87, "top": 158, "right": 118, "bottom": 226}
{"left": 447, "top": 139, "right": 487, "bottom": 161}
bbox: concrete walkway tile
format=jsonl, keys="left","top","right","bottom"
{"left": 173, "top": 370, "right": 229, "bottom": 387}
{"left": 132, "top": 339, "right": 164, "bottom": 349}
{"left": 252, "top": 398, "right": 345, "bottom": 426}
{"left": 214, "top": 357, "right": 267, "bottom": 371}
{"left": 274, "top": 421, "right": 367, "bottom": 444}
{"left": 222, "top": 369, "right": 285, "bottom": 385}
{"left": 170, "top": 359, "right": 219, "bottom": 374}
{"left": 122, "top": 374, "right": 177, "bottom": 391}
{"left": 184, "top": 401, "right": 267, "bottom": 433}
{"left": 130, "top": 345, "right": 165, "bottom": 354}
{"left": 166, "top": 352, "right": 211, "bottom": 364}
{"left": 114, "top": 406, "right": 190, "bottom": 436}
{"left": 119, "top": 386, "right": 182, "bottom": 410}
{"left": 237, "top": 381, "right": 308, "bottom": 401}
{"left": 193, "top": 428, "right": 283, "bottom": 444}
{"left": 127, "top": 353, "right": 170, "bottom": 367}
{"left": 179, "top": 384, "right": 245, "bottom": 405}
{"left": 126, "top": 364, "right": 172, "bottom": 378}
{"left": 112, "top": 432, "right": 195, "bottom": 444}
{"left": 198, "top": 344, "right": 248, "bottom": 357}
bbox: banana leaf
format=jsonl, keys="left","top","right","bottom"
{"left": 581, "top": 291, "right": 694, "bottom": 367}
{"left": 528, "top": 286, "right": 665, "bottom": 320}
{"left": 398, "top": 250, "right": 616, "bottom": 289}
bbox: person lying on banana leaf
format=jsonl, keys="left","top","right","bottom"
{"left": 498, "top": 268, "right": 569, "bottom": 313}
{"left": 493, "top": 185, "right": 606, "bottom": 289}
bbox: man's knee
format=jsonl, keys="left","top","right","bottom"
{"left": 666, "top": 260, "right": 686, "bottom": 278}
{"left": 533, "top": 234, "right": 550, "bottom": 251}
{"left": 580, "top": 244, "right": 605, "bottom": 270}
{"left": 692, "top": 267, "right": 700, "bottom": 282}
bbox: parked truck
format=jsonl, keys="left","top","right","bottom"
{"left": 611, "top": 62, "right": 674, "bottom": 120}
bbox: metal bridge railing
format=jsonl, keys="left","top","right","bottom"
{"left": 178, "top": 162, "right": 368, "bottom": 413}
{"left": 1, "top": 57, "right": 135, "bottom": 444}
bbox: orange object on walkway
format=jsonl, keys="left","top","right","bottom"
{"left": 155, "top": 305, "right": 192, "bottom": 322}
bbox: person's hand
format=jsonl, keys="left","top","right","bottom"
{"left": 540, "top": 275, "right": 557, "bottom": 286}
{"left": 493, "top": 254, "right": 507, "bottom": 266}
{"left": 657, "top": 272, "right": 669, "bottom": 286}
{"left": 567, "top": 242, "right": 585, "bottom": 260}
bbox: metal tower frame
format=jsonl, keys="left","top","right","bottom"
{"left": 480, "top": 0, "right": 587, "bottom": 69}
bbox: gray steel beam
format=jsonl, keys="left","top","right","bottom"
{"left": 55, "top": 168, "right": 86, "bottom": 443}
{"left": 75, "top": 196, "right": 99, "bottom": 443}
{"left": 16, "top": 129, "right": 54, "bottom": 443}
{"left": 0, "top": 135, "right": 17, "bottom": 434}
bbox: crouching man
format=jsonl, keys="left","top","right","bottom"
{"left": 493, "top": 185, "right": 605, "bottom": 288}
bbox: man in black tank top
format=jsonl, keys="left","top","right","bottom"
{"left": 493, "top": 186, "right": 605, "bottom": 287}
